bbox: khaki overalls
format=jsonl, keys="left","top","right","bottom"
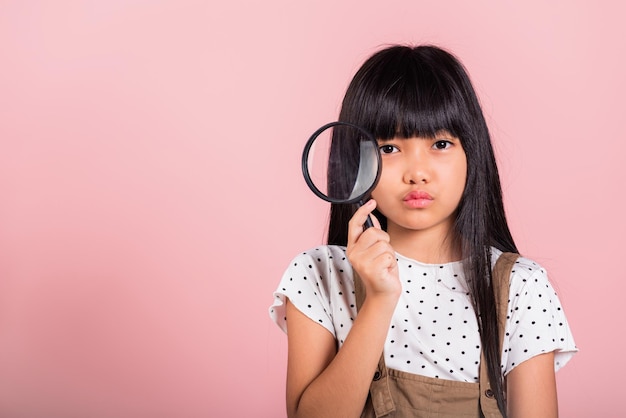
{"left": 354, "top": 252, "right": 518, "bottom": 418}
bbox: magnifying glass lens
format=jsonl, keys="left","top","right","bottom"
{"left": 303, "top": 122, "right": 380, "bottom": 204}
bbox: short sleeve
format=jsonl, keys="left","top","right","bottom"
{"left": 502, "top": 257, "right": 578, "bottom": 375}
{"left": 269, "top": 247, "right": 344, "bottom": 336}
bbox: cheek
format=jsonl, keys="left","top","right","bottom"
{"left": 453, "top": 161, "right": 468, "bottom": 198}
{"left": 370, "top": 186, "right": 384, "bottom": 203}
{"left": 369, "top": 164, "right": 398, "bottom": 202}
{"left": 369, "top": 181, "right": 391, "bottom": 216}
{"left": 370, "top": 169, "right": 390, "bottom": 199}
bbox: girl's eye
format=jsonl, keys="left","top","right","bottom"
{"left": 433, "top": 140, "right": 453, "bottom": 150}
{"left": 379, "top": 144, "right": 399, "bottom": 154}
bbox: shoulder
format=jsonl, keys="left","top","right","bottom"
{"left": 285, "top": 245, "right": 351, "bottom": 278}
{"left": 508, "top": 255, "right": 551, "bottom": 295}
{"left": 490, "top": 248, "right": 548, "bottom": 287}
{"left": 289, "top": 245, "right": 349, "bottom": 264}
{"left": 491, "top": 249, "right": 560, "bottom": 318}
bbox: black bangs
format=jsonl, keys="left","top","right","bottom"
{"left": 340, "top": 45, "right": 472, "bottom": 141}
{"left": 370, "top": 72, "right": 466, "bottom": 141}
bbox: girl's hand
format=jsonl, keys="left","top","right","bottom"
{"left": 346, "top": 199, "right": 401, "bottom": 300}
{"left": 285, "top": 199, "right": 402, "bottom": 418}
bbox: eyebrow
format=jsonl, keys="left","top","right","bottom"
{"left": 377, "top": 130, "right": 456, "bottom": 142}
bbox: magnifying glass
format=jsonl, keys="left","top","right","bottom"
{"left": 301, "top": 121, "right": 382, "bottom": 229}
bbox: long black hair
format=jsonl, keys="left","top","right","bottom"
{"left": 327, "top": 45, "right": 518, "bottom": 415}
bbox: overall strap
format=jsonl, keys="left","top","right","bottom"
{"left": 479, "top": 252, "right": 518, "bottom": 417}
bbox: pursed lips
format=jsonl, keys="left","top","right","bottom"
{"left": 403, "top": 190, "right": 433, "bottom": 208}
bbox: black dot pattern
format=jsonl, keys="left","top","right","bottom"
{"left": 502, "top": 258, "right": 578, "bottom": 372}
{"left": 269, "top": 246, "right": 578, "bottom": 382}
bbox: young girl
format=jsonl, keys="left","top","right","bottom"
{"left": 269, "top": 45, "right": 577, "bottom": 417}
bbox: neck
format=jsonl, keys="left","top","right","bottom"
{"left": 386, "top": 221, "right": 461, "bottom": 264}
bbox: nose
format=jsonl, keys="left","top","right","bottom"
{"left": 402, "top": 151, "right": 430, "bottom": 185}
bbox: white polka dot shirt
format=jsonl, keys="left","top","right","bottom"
{"left": 269, "top": 245, "right": 577, "bottom": 381}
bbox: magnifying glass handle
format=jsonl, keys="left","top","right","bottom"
{"left": 358, "top": 200, "right": 374, "bottom": 230}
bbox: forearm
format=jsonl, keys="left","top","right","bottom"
{"left": 290, "top": 295, "right": 398, "bottom": 418}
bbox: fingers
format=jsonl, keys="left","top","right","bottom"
{"left": 360, "top": 242, "right": 397, "bottom": 277}
{"left": 347, "top": 200, "right": 382, "bottom": 247}
{"left": 346, "top": 200, "right": 398, "bottom": 290}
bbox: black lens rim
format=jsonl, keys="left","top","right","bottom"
{"left": 301, "top": 121, "right": 381, "bottom": 204}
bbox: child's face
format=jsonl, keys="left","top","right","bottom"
{"left": 371, "top": 132, "right": 467, "bottom": 238}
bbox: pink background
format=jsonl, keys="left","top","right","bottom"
{"left": 0, "top": 1, "right": 623, "bottom": 417}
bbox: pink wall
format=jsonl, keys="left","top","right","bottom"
{"left": 0, "top": 1, "right": 623, "bottom": 416}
